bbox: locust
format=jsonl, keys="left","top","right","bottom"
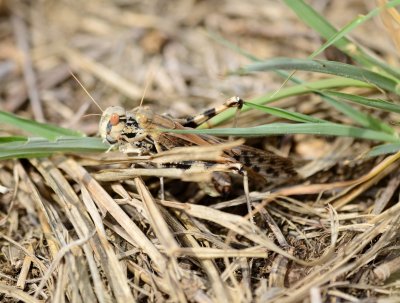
{"left": 98, "top": 96, "right": 298, "bottom": 199}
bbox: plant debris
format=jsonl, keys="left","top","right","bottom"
{"left": 1, "top": 1, "right": 400, "bottom": 302}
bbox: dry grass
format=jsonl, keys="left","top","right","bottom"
{"left": 1, "top": 1, "right": 400, "bottom": 302}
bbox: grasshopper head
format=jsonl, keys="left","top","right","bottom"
{"left": 99, "top": 106, "right": 127, "bottom": 145}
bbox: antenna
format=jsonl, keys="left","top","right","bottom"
{"left": 81, "top": 113, "right": 102, "bottom": 118}
{"left": 138, "top": 57, "right": 161, "bottom": 108}
{"left": 69, "top": 70, "right": 104, "bottom": 113}
{"left": 139, "top": 70, "right": 155, "bottom": 108}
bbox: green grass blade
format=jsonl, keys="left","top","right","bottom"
{"left": 238, "top": 58, "right": 400, "bottom": 94}
{"left": 239, "top": 58, "right": 396, "bottom": 133}
{"left": 368, "top": 143, "right": 400, "bottom": 157}
{"left": 284, "top": 0, "right": 351, "bottom": 50}
{"left": 318, "top": 93, "right": 395, "bottom": 134}
{"left": 308, "top": 14, "right": 367, "bottom": 59}
{"left": 243, "top": 102, "right": 327, "bottom": 123}
{"left": 200, "top": 77, "right": 372, "bottom": 128}
{"left": 325, "top": 91, "right": 400, "bottom": 114}
{"left": 209, "top": 32, "right": 384, "bottom": 130}
{"left": 0, "top": 111, "right": 84, "bottom": 140}
{"left": 0, "top": 136, "right": 108, "bottom": 160}
{"left": 170, "top": 123, "right": 399, "bottom": 143}
{"left": 0, "top": 136, "right": 28, "bottom": 143}
{"left": 308, "top": 0, "right": 400, "bottom": 60}
{"left": 284, "top": 0, "right": 400, "bottom": 78}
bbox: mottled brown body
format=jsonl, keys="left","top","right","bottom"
{"left": 99, "top": 97, "right": 297, "bottom": 194}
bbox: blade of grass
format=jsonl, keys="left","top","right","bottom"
{"left": 0, "top": 137, "right": 108, "bottom": 160}
{"left": 169, "top": 123, "right": 399, "bottom": 143}
{"left": 314, "top": 91, "right": 395, "bottom": 134}
{"left": 284, "top": 0, "right": 400, "bottom": 79}
{"left": 309, "top": 1, "right": 400, "bottom": 61}
{"left": 210, "top": 32, "right": 386, "bottom": 131}
{"left": 0, "top": 136, "right": 28, "bottom": 143}
{"left": 239, "top": 58, "right": 397, "bottom": 133}
{"left": 200, "top": 77, "right": 373, "bottom": 128}
{"left": 325, "top": 91, "right": 400, "bottom": 113}
{"left": 368, "top": 143, "right": 400, "bottom": 156}
{"left": 243, "top": 102, "right": 327, "bottom": 123}
{"left": 238, "top": 58, "right": 400, "bottom": 94}
{"left": 0, "top": 111, "right": 84, "bottom": 140}
{"left": 245, "top": 99, "right": 395, "bottom": 135}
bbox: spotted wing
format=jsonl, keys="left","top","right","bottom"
{"left": 170, "top": 131, "right": 298, "bottom": 182}
{"left": 226, "top": 145, "right": 298, "bottom": 183}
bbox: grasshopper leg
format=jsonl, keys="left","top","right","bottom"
{"left": 182, "top": 96, "right": 243, "bottom": 128}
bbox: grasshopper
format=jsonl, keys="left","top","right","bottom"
{"left": 98, "top": 96, "right": 298, "bottom": 197}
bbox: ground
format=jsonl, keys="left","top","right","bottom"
{"left": 1, "top": 1, "right": 400, "bottom": 302}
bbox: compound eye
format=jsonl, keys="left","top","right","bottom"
{"left": 109, "top": 113, "right": 120, "bottom": 126}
